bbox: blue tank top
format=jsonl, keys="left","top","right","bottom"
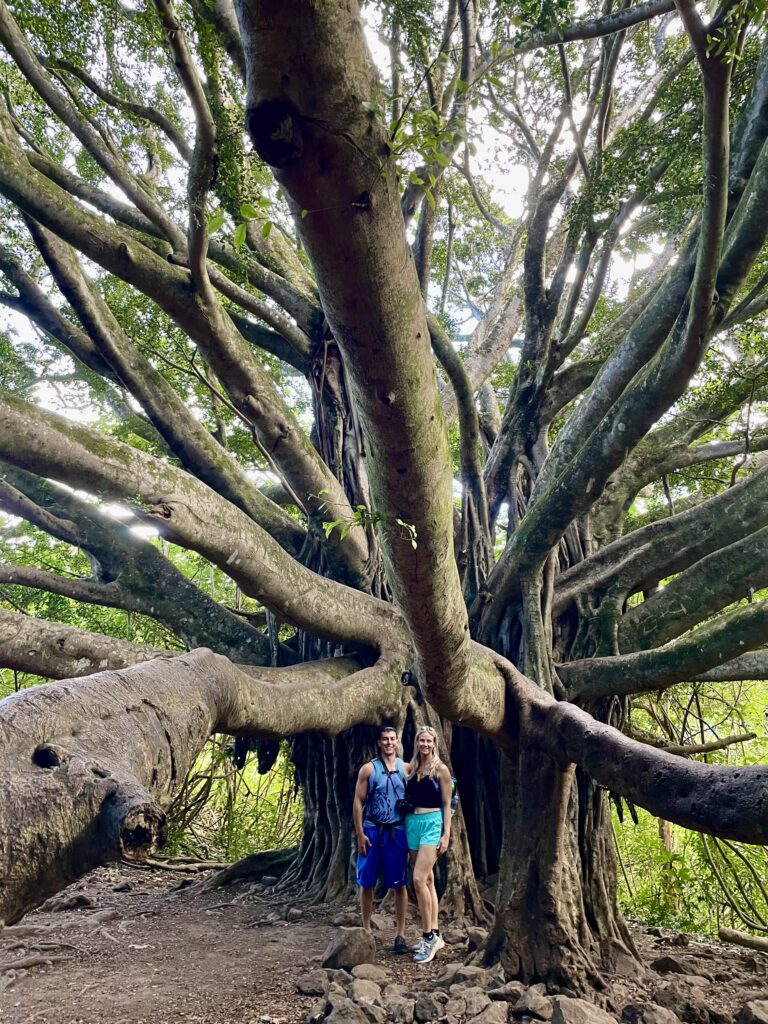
{"left": 364, "top": 757, "right": 406, "bottom": 827}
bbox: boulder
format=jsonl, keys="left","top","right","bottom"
{"left": 445, "top": 996, "right": 467, "bottom": 1017}
{"left": 383, "top": 984, "right": 410, "bottom": 1001}
{"left": 306, "top": 997, "right": 330, "bottom": 1024}
{"left": 512, "top": 986, "right": 553, "bottom": 1020}
{"left": 387, "top": 996, "right": 415, "bottom": 1024}
{"left": 323, "top": 928, "right": 376, "bottom": 970}
{"left": 351, "top": 964, "right": 390, "bottom": 984}
{"left": 622, "top": 1004, "right": 683, "bottom": 1024}
{"left": 653, "top": 977, "right": 733, "bottom": 1024}
{"left": 651, "top": 956, "right": 690, "bottom": 976}
{"left": 469, "top": 1004, "right": 508, "bottom": 1024}
{"left": 297, "top": 971, "right": 330, "bottom": 996}
{"left": 737, "top": 1002, "right": 768, "bottom": 1024}
{"left": 414, "top": 992, "right": 444, "bottom": 1022}
{"left": 350, "top": 978, "right": 383, "bottom": 1007}
{"left": 463, "top": 987, "right": 492, "bottom": 1017}
{"left": 286, "top": 907, "right": 304, "bottom": 922}
{"left": 433, "top": 962, "right": 465, "bottom": 990}
{"left": 325, "top": 997, "right": 369, "bottom": 1024}
{"left": 359, "top": 1004, "right": 387, "bottom": 1024}
{"left": 489, "top": 981, "right": 526, "bottom": 1003}
{"left": 260, "top": 875, "right": 279, "bottom": 886}
{"left": 551, "top": 996, "right": 618, "bottom": 1023}
{"left": 452, "top": 965, "right": 495, "bottom": 989}
{"left": 467, "top": 927, "right": 489, "bottom": 952}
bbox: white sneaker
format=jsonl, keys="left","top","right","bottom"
{"left": 414, "top": 933, "right": 442, "bottom": 964}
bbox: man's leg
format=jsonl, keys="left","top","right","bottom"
{"left": 360, "top": 886, "right": 374, "bottom": 931}
{"left": 394, "top": 883, "right": 408, "bottom": 938}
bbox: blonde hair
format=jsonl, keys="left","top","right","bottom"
{"left": 409, "top": 725, "right": 443, "bottom": 781}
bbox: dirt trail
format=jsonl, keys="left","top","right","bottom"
{"left": 0, "top": 864, "right": 429, "bottom": 1024}
{"left": 1, "top": 864, "right": 767, "bottom": 1024}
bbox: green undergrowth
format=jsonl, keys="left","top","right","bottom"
{"left": 164, "top": 736, "right": 302, "bottom": 863}
{"left": 615, "top": 678, "right": 768, "bottom": 937}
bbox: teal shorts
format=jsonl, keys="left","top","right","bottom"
{"left": 405, "top": 810, "right": 443, "bottom": 851}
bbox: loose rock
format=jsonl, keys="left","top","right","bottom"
{"left": 414, "top": 991, "right": 444, "bottom": 1021}
{"left": 325, "top": 996, "right": 369, "bottom": 1023}
{"left": 351, "top": 964, "right": 390, "bottom": 983}
{"left": 467, "top": 927, "right": 489, "bottom": 952}
{"left": 463, "top": 986, "right": 492, "bottom": 1017}
{"left": 512, "top": 985, "right": 554, "bottom": 1020}
{"left": 297, "top": 970, "right": 329, "bottom": 996}
{"left": 622, "top": 1004, "right": 683, "bottom": 1023}
{"left": 470, "top": 1003, "right": 509, "bottom": 1024}
{"left": 350, "top": 978, "right": 383, "bottom": 1007}
{"left": 322, "top": 928, "right": 376, "bottom": 970}
{"left": 551, "top": 995, "right": 619, "bottom": 1023}
{"left": 737, "top": 1002, "right": 768, "bottom": 1024}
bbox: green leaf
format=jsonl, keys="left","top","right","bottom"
{"left": 433, "top": 150, "right": 451, "bottom": 168}
{"left": 300, "top": 209, "right": 309, "bottom": 219}
{"left": 425, "top": 189, "right": 436, "bottom": 211}
{"left": 207, "top": 209, "right": 225, "bottom": 233}
{"left": 240, "top": 202, "right": 261, "bottom": 220}
{"left": 408, "top": 172, "right": 424, "bottom": 185}
{"left": 233, "top": 222, "right": 247, "bottom": 248}
{"left": 262, "top": 220, "right": 273, "bottom": 239}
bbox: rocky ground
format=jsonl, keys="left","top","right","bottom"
{"left": 0, "top": 863, "right": 767, "bottom": 1024}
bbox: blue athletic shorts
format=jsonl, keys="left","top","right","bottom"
{"left": 405, "top": 810, "right": 443, "bottom": 851}
{"left": 356, "top": 824, "right": 408, "bottom": 889}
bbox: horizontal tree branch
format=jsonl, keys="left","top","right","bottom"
{"left": 553, "top": 463, "right": 768, "bottom": 612}
{"left": 0, "top": 605, "right": 172, "bottom": 678}
{"left": 626, "top": 726, "right": 756, "bottom": 757}
{"left": 619, "top": 523, "right": 768, "bottom": 651}
{"left": 0, "top": 645, "right": 406, "bottom": 923}
{"left": 0, "top": 465, "right": 273, "bottom": 662}
{"left": 0, "top": 391, "right": 402, "bottom": 651}
{"left": 559, "top": 600, "right": 768, "bottom": 699}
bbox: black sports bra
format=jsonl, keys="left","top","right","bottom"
{"left": 406, "top": 772, "right": 442, "bottom": 809}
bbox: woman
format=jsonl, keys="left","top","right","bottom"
{"left": 404, "top": 724, "right": 453, "bottom": 964}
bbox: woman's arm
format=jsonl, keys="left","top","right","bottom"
{"left": 437, "top": 765, "right": 453, "bottom": 856}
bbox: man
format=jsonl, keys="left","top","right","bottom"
{"left": 353, "top": 724, "right": 410, "bottom": 954}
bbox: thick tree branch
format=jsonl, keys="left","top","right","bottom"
{"left": 554, "top": 463, "right": 768, "bottom": 612}
{"left": 0, "top": 391, "right": 401, "bottom": 651}
{"left": 618, "top": 524, "right": 768, "bottom": 652}
{"left": 560, "top": 600, "right": 768, "bottom": 699}
{"left": 0, "top": 646, "right": 405, "bottom": 923}
{"left": 25, "top": 218, "right": 305, "bottom": 558}
{"left": 0, "top": 605, "right": 172, "bottom": 678}
{"left": 0, "top": 465, "right": 273, "bottom": 662}
{"left": 237, "top": 0, "right": 472, "bottom": 706}
{"left": 0, "top": 132, "right": 369, "bottom": 582}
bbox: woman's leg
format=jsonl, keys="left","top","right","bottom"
{"left": 411, "top": 844, "right": 439, "bottom": 934}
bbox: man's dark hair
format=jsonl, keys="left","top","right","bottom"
{"left": 377, "top": 723, "right": 397, "bottom": 739}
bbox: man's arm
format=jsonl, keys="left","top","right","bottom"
{"left": 353, "top": 762, "right": 374, "bottom": 857}
{"left": 436, "top": 765, "right": 453, "bottom": 856}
